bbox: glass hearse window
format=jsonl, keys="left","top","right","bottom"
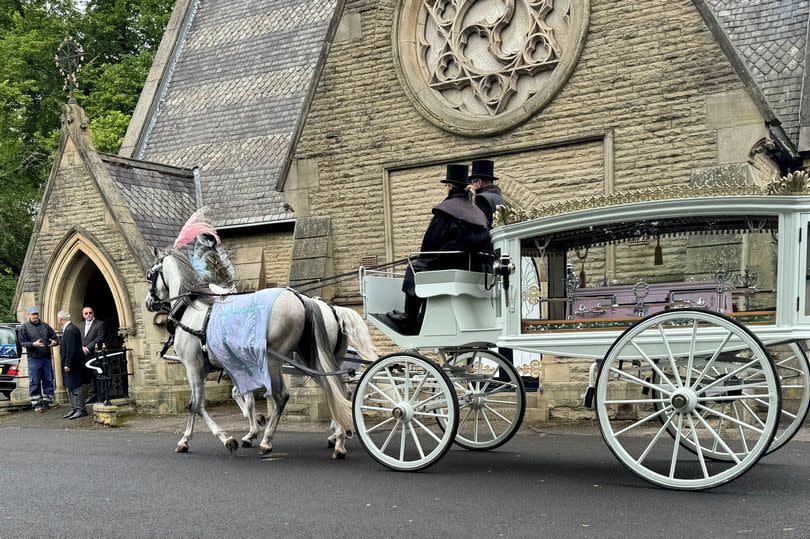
{"left": 520, "top": 216, "right": 778, "bottom": 333}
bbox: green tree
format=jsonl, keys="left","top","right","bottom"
{"left": 0, "top": 0, "right": 172, "bottom": 320}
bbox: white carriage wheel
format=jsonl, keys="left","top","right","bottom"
{"left": 352, "top": 352, "right": 459, "bottom": 471}
{"left": 653, "top": 341, "right": 810, "bottom": 458}
{"left": 766, "top": 342, "right": 810, "bottom": 453}
{"left": 438, "top": 349, "right": 526, "bottom": 451}
{"left": 595, "top": 309, "right": 780, "bottom": 490}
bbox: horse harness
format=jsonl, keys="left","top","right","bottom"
{"left": 152, "top": 273, "right": 366, "bottom": 378}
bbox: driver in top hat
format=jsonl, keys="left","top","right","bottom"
{"left": 387, "top": 163, "right": 491, "bottom": 335}
{"left": 469, "top": 159, "right": 505, "bottom": 228}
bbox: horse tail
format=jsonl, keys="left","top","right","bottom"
{"left": 299, "top": 295, "right": 354, "bottom": 433}
{"left": 332, "top": 306, "right": 379, "bottom": 360}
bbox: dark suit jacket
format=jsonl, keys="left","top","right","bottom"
{"left": 61, "top": 323, "right": 86, "bottom": 389}
{"left": 81, "top": 318, "right": 105, "bottom": 355}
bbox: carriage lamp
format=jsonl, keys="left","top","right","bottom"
{"left": 493, "top": 253, "right": 516, "bottom": 306}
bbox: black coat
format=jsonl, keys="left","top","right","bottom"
{"left": 403, "top": 193, "right": 492, "bottom": 295}
{"left": 60, "top": 323, "right": 87, "bottom": 389}
{"left": 81, "top": 319, "right": 105, "bottom": 355}
{"left": 474, "top": 185, "right": 505, "bottom": 228}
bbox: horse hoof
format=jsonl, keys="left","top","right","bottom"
{"left": 240, "top": 440, "right": 253, "bottom": 448}
{"left": 332, "top": 449, "right": 346, "bottom": 460}
{"left": 255, "top": 414, "right": 267, "bottom": 427}
{"left": 259, "top": 444, "right": 273, "bottom": 455}
{"left": 225, "top": 438, "right": 239, "bottom": 453}
{"left": 175, "top": 444, "right": 189, "bottom": 453}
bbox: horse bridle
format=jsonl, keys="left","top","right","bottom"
{"left": 146, "top": 258, "right": 172, "bottom": 313}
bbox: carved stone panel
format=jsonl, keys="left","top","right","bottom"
{"left": 393, "top": 0, "right": 590, "bottom": 136}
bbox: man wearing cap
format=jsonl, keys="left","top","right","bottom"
{"left": 19, "top": 306, "right": 59, "bottom": 413}
{"left": 387, "top": 163, "right": 491, "bottom": 334}
{"left": 470, "top": 159, "right": 506, "bottom": 228}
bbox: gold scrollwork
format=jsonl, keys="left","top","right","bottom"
{"left": 492, "top": 172, "right": 810, "bottom": 227}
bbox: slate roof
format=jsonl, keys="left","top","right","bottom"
{"left": 101, "top": 154, "right": 198, "bottom": 249}
{"left": 136, "top": 0, "right": 339, "bottom": 228}
{"left": 705, "top": 0, "right": 808, "bottom": 145}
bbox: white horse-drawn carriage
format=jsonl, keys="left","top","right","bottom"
{"left": 354, "top": 176, "right": 810, "bottom": 490}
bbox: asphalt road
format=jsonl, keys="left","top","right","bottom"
{"left": 2, "top": 421, "right": 809, "bottom": 538}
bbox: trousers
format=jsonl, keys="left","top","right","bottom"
{"left": 28, "top": 357, "right": 55, "bottom": 406}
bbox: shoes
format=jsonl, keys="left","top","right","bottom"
{"left": 44, "top": 402, "right": 58, "bottom": 409}
{"left": 34, "top": 407, "right": 44, "bottom": 414}
{"left": 68, "top": 410, "right": 88, "bottom": 420}
{"left": 63, "top": 409, "right": 77, "bottom": 419}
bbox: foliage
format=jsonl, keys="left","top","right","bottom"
{"left": 0, "top": 0, "right": 173, "bottom": 320}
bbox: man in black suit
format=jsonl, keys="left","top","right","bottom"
{"left": 80, "top": 306, "right": 105, "bottom": 404}
{"left": 57, "top": 310, "right": 88, "bottom": 419}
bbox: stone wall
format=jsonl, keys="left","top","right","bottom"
{"left": 292, "top": 0, "right": 766, "bottom": 304}
{"left": 287, "top": 0, "right": 780, "bottom": 422}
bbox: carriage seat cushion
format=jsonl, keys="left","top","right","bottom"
{"left": 414, "top": 269, "right": 491, "bottom": 299}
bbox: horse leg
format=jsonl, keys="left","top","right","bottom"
{"left": 331, "top": 421, "right": 348, "bottom": 460}
{"left": 184, "top": 362, "right": 237, "bottom": 453}
{"left": 238, "top": 391, "right": 263, "bottom": 448}
{"left": 259, "top": 360, "right": 288, "bottom": 456}
{"left": 176, "top": 362, "right": 204, "bottom": 453}
{"left": 327, "top": 419, "right": 337, "bottom": 448}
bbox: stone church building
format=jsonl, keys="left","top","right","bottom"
{"left": 11, "top": 0, "right": 810, "bottom": 418}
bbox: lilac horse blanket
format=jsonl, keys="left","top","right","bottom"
{"left": 206, "top": 288, "right": 285, "bottom": 396}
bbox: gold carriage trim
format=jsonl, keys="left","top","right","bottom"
{"left": 493, "top": 171, "right": 810, "bottom": 227}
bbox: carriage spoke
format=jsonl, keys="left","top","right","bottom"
{"left": 413, "top": 417, "right": 443, "bottom": 444}
{"left": 478, "top": 408, "right": 496, "bottom": 441}
{"left": 696, "top": 403, "right": 763, "bottom": 434}
{"left": 379, "top": 422, "right": 400, "bottom": 453}
{"left": 615, "top": 405, "right": 673, "bottom": 436}
{"left": 604, "top": 398, "right": 671, "bottom": 405}
{"left": 669, "top": 413, "right": 684, "bottom": 479}
{"left": 407, "top": 423, "right": 425, "bottom": 459}
{"left": 409, "top": 372, "right": 429, "bottom": 404}
{"left": 685, "top": 320, "right": 698, "bottom": 388}
{"left": 385, "top": 367, "right": 403, "bottom": 401}
{"left": 697, "top": 359, "right": 760, "bottom": 395}
{"left": 637, "top": 413, "right": 675, "bottom": 464}
{"left": 365, "top": 416, "right": 396, "bottom": 434}
{"left": 687, "top": 413, "right": 709, "bottom": 479}
{"left": 368, "top": 382, "right": 398, "bottom": 406}
{"left": 694, "top": 410, "right": 741, "bottom": 463}
{"left": 404, "top": 362, "right": 410, "bottom": 401}
{"left": 732, "top": 401, "right": 750, "bottom": 454}
{"left": 481, "top": 403, "right": 512, "bottom": 425}
{"left": 631, "top": 341, "right": 676, "bottom": 390}
{"left": 399, "top": 423, "right": 406, "bottom": 461}
{"left": 690, "top": 330, "right": 733, "bottom": 389}
{"left": 609, "top": 366, "right": 673, "bottom": 396}
{"left": 658, "top": 324, "right": 683, "bottom": 386}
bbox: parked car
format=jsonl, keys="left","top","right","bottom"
{"left": 0, "top": 324, "right": 22, "bottom": 400}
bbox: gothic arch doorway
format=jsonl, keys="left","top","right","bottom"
{"left": 40, "top": 230, "right": 133, "bottom": 388}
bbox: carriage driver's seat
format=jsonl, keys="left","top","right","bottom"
{"left": 363, "top": 268, "right": 503, "bottom": 348}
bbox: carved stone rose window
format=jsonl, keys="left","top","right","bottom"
{"left": 393, "top": 0, "right": 590, "bottom": 136}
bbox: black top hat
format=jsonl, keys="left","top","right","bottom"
{"left": 441, "top": 163, "right": 470, "bottom": 186}
{"left": 470, "top": 159, "right": 497, "bottom": 181}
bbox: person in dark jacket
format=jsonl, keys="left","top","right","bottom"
{"left": 387, "top": 164, "right": 491, "bottom": 334}
{"left": 80, "top": 306, "right": 105, "bottom": 404}
{"left": 19, "top": 306, "right": 59, "bottom": 412}
{"left": 57, "top": 310, "right": 88, "bottom": 419}
{"left": 470, "top": 159, "right": 506, "bottom": 228}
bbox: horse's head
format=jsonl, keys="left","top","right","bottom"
{"left": 145, "top": 247, "right": 171, "bottom": 313}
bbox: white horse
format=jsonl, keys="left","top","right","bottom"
{"left": 145, "top": 247, "right": 373, "bottom": 458}
{"left": 231, "top": 300, "right": 378, "bottom": 451}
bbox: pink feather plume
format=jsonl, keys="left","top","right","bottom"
{"left": 173, "top": 208, "right": 220, "bottom": 248}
